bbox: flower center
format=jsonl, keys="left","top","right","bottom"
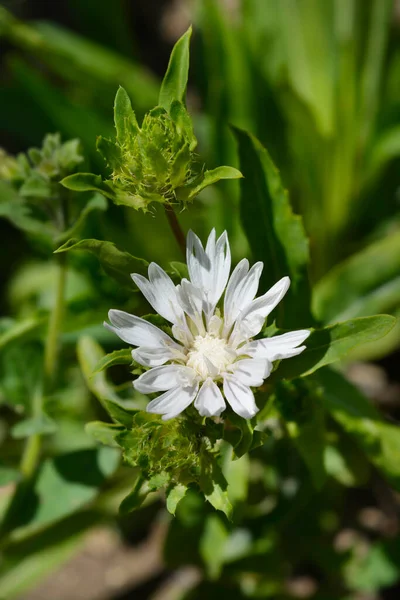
{"left": 186, "top": 333, "right": 234, "bottom": 380}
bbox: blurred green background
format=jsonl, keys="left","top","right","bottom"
{"left": 1, "top": 1, "right": 400, "bottom": 599}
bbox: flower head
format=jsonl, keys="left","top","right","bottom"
{"left": 105, "top": 230, "right": 310, "bottom": 420}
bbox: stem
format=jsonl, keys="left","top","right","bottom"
{"left": 44, "top": 252, "right": 67, "bottom": 389}
{"left": 165, "top": 206, "right": 186, "bottom": 256}
{"left": 19, "top": 253, "right": 67, "bottom": 479}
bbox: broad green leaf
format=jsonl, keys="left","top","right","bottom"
{"left": 185, "top": 166, "right": 243, "bottom": 200}
{"left": 148, "top": 471, "right": 171, "bottom": 491}
{"left": 77, "top": 336, "right": 140, "bottom": 427}
{"left": 60, "top": 173, "right": 116, "bottom": 199}
{"left": 166, "top": 482, "right": 188, "bottom": 515}
{"left": 200, "top": 514, "right": 229, "bottom": 579}
{"left": 2, "top": 447, "right": 119, "bottom": 536}
{"left": 11, "top": 414, "right": 57, "bottom": 439}
{"left": 233, "top": 127, "right": 312, "bottom": 328}
{"left": 55, "top": 238, "right": 148, "bottom": 287}
{"left": 159, "top": 26, "right": 192, "bottom": 110}
{"left": 56, "top": 193, "right": 107, "bottom": 244}
{"left": 272, "top": 315, "right": 396, "bottom": 381}
{"left": 84, "top": 421, "right": 124, "bottom": 448}
{"left": 314, "top": 368, "right": 400, "bottom": 491}
{"left": 93, "top": 349, "right": 133, "bottom": 374}
{"left": 114, "top": 86, "right": 138, "bottom": 143}
{"left": 225, "top": 414, "right": 254, "bottom": 459}
{"left": 313, "top": 230, "right": 400, "bottom": 323}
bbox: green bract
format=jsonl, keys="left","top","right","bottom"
{"left": 0, "top": 133, "right": 83, "bottom": 200}
{"left": 61, "top": 27, "right": 242, "bottom": 211}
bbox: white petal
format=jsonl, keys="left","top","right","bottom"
{"left": 177, "top": 279, "right": 206, "bottom": 334}
{"left": 186, "top": 229, "right": 231, "bottom": 312}
{"left": 223, "top": 376, "right": 259, "bottom": 419}
{"left": 131, "top": 263, "right": 183, "bottom": 325}
{"left": 105, "top": 310, "right": 179, "bottom": 348}
{"left": 231, "top": 276, "right": 290, "bottom": 344}
{"left": 146, "top": 383, "right": 199, "bottom": 420}
{"left": 244, "top": 330, "right": 310, "bottom": 361}
{"left": 194, "top": 378, "right": 226, "bottom": 417}
{"left": 228, "top": 358, "right": 272, "bottom": 387}
{"left": 132, "top": 346, "right": 184, "bottom": 367}
{"left": 224, "top": 259, "right": 263, "bottom": 332}
{"left": 133, "top": 365, "right": 197, "bottom": 394}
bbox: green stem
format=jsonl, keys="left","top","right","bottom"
{"left": 19, "top": 253, "right": 67, "bottom": 479}
{"left": 165, "top": 206, "right": 186, "bottom": 256}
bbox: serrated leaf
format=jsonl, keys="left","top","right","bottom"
{"left": 272, "top": 315, "right": 396, "bottom": 381}
{"left": 185, "top": 166, "right": 243, "bottom": 200}
{"left": 60, "top": 172, "right": 116, "bottom": 200}
{"left": 92, "top": 349, "right": 133, "bottom": 374}
{"left": 56, "top": 193, "right": 107, "bottom": 244}
{"left": 114, "top": 86, "right": 139, "bottom": 143}
{"left": 148, "top": 471, "right": 170, "bottom": 491}
{"left": 233, "top": 127, "right": 312, "bottom": 328}
{"left": 314, "top": 368, "right": 400, "bottom": 491}
{"left": 200, "top": 457, "right": 233, "bottom": 520}
{"left": 11, "top": 414, "right": 58, "bottom": 439}
{"left": 55, "top": 238, "right": 148, "bottom": 287}
{"left": 169, "top": 100, "right": 197, "bottom": 150}
{"left": 85, "top": 421, "right": 124, "bottom": 448}
{"left": 159, "top": 26, "right": 192, "bottom": 110}
{"left": 166, "top": 482, "right": 188, "bottom": 515}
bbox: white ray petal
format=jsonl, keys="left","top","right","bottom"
{"left": 132, "top": 345, "right": 185, "bottom": 367}
{"left": 194, "top": 378, "right": 226, "bottom": 417}
{"left": 224, "top": 260, "right": 263, "bottom": 332}
{"left": 133, "top": 365, "right": 197, "bottom": 394}
{"left": 223, "top": 376, "right": 259, "bottom": 419}
{"left": 231, "top": 276, "right": 290, "bottom": 344}
{"left": 146, "top": 382, "right": 199, "bottom": 420}
{"left": 131, "top": 263, "right": 183, "bottom": 325}
{"left": 186, "top": 229, "right": 231, "bottom": 313}
{"left": 105, "top": 310, "right": 180, "bottom": 348}
{"left": 244, "top": 330, "right": 310, "bottom": 361}
{"left": 228, "top": 358, "right": 272, "bottom": 387}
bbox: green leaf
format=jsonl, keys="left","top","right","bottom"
{"left": 60, "top": 172, "right": 116, "bottom": 200}
{"left": 119, "top": 475, "right": 150, "bottom": 514}
{"left": 277, "top": 382, "right": 327, "bottom": 489}
{"left": 314, "top": 368, "right": 400, "bottom": 491}
{"left": 0, "top": 317, "right": 46, "bottom": 352}
{"left": 11, "top": 414, "right": 57, "bottom": 439}
{"left": 56, "top": 193, "right": 108, "bottom": 244}
{"left": 233, "top": 127, "right": 312, "bottom": 328}
{"left": 169, "top": 261, "right": 189, "bottom": 280}
{"left": 200, "top": 514, "right": 229, "bottom": 579}
{"left": 92, "top": 348, "right": 133, "bottom": 374}
{"left": 2, "top": 447, "right": 119, "bottom": 535}
{"left": 226, "top": 414, "right": 254, "bottom": 459}
{"left": 273, "top": 315, "right": 396, "bottom": 381}
{"left": 200, "top": 456, "right": 233, "bottom": 520}
{"left": 313, "top": 230, "right": 400, "bottom": 323}
{"left": 55, "top": 238, "right": 148, "bottom": 287}
{"left": 114, "top": 86, "right": 139, "bottom": 143}
{"left": 0, "top": 181, "right": 56, "bottom": 241}
{"left": 166, "top": 482, "right": 188, "bottom": 515}
{"left": 185, "top": 166, "right": 243, "bottom": 200}
{"left": 19, "top": 172, "right": 52, "bottom": 199}
{"left": 0, "top": 466, "right": 20, "bottom": 487}
{"left": 159, "top": 26, "right": 192, "bottom": 110}
{"left": 85, "top": 421, "right": 124, "bottom": 448}
{"left": 77, "top": 336, "right": 140, "bottom": 427}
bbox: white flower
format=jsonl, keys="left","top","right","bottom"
{"left": 105, "top": 230, "right": 310, "bottom": 421}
